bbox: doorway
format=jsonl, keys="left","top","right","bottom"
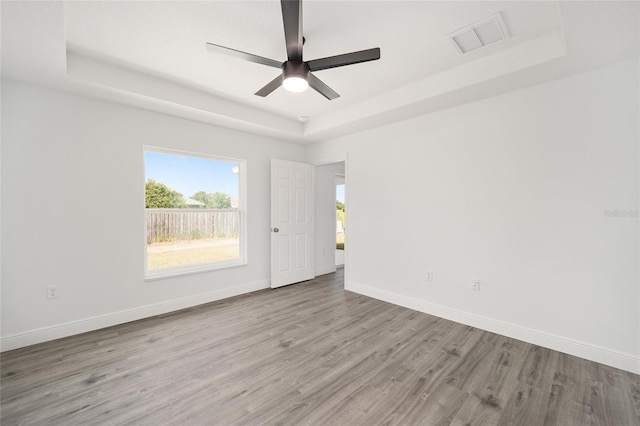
{"left": 313, "top": 161, "right": 346, "bottom": 277}
{"left": 335, "top": 177, "right": 345, "bottom": 267}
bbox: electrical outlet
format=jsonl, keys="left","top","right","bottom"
{"left": 426, "top": 271, "right": 433, "bottom": 282}
{"left": 47, "top": 286, "right": 59, "bottom": 299}
{"left": 472, "top": 279, "right": 480, "bottom": 291}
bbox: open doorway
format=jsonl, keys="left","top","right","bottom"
{"left": 335, "top": 177, "right": 345, "bottom": 267}
{"left": 313, "top": 161, "right": 345, "bottom": 277}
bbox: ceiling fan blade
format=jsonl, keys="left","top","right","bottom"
{"left": 307, "top": 47, "right": 380, "bottom": 72}
{"left": 255, "top": 74, "right": 284, "bottom": 97}
{"left": 206, "top": 42, "right": 282, "bottom": 69}
{"left": 308, "top": 73, "right": 339, "bottom": 100}
{"left": 280, "top": 0, "right": 303, "bottom": 62}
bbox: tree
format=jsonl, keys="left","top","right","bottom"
{"left": 145, "top": 180, "right": 185, "bottom": 208}
{"left": 211, "top": 192, "right": 232, "bottom": 209}
{"left": 191, "top": 191, "right": 213, "bottom": 207}
{"left": 336, "top": 200, "right": 345, "bottom": 212}
{"left": 190, "top": 191, "right": 232, "bottom": 208}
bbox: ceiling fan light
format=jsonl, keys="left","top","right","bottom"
{"left": 283, "top": 75, "right": 309, "bottom": 92}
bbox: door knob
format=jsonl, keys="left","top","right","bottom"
{"left": 272, "top": 227, "right": 279, "bottom": 232}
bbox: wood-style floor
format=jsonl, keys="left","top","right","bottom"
{"left": 1, "top": 269, "right": 638, "bottom": 425}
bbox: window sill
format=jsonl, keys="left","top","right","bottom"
{"left": 144, "top": 260, "right": 247, "bottom": 282}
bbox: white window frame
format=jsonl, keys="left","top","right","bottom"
{"left": 143, "top": 146, "right": 247, "bottom": 280}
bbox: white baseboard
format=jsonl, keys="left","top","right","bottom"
{"left": 315, "top": 265, "right": 337, "bottom": 276}
{"left": 0, "top": 279, "right": 270, "bottom": 352}
{"left": 346, "top": 280, "right": 640, "bottom": 374}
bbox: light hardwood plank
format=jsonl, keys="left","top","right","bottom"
{"left": 1, "top": 270, "right": 637, "bottom": 425}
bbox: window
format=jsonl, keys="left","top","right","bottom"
{"left": 144, "top": 147, "right": 246, "bottom": 279}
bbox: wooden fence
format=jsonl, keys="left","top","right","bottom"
{"left": 146, "top": 209, "right": 240, "bottom": 243}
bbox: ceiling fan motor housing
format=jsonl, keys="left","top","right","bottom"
{"left": 283, "top": 61, "right": 310, "bottom": 80}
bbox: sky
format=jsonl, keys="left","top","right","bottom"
{"left": 336, "top": 184, "right": 345, "bottom": 203}
{"left": 145, "top": 151, "right": 239, "bottom": 198}
{"left": 146, "top": 150, "right": 343, "bottom": 203}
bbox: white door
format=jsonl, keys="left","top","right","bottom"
{"left": 271, "top": 159, "right": 314, "bottom": 288}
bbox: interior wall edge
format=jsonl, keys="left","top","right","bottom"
{"left": 0, "top": 279, "right": 270, "bottom": 353}
{"left": 345, "top": 280, "right": 640, "bottom": 374}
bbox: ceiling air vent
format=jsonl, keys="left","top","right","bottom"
{"left": 448, "top": 13, "right": 509, "bottom": 55}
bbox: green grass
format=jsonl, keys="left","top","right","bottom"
{"left": 148, "top": 234, "right": 343, "bottom": 271}
{"left": 147, "top": 240, "right": 239, "bottom": 270}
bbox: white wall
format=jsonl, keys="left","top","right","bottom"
{"left": 314, "top": 162, "right": 345, "bottom": 275}
{"left": 1, "top": 80, "right": 306, "bottom": 348}
{"left": 308, "top": 59, "right": 640, "bottom": 373}
{"left": 2, "top": 59, "right": 638, "bottom": 373}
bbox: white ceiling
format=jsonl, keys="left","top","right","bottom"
{"left": 2, "top": 1, "right": 639, "bottom": 144}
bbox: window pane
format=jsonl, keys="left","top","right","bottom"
{"left": 144, "top": 149, "right": 243, "bottom": 275}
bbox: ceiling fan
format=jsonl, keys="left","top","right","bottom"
{"left": 205, "top": 0, "right": 381, "bottom": 100}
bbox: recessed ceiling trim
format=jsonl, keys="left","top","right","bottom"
{"left": 448, "top": 13, "right": 510, "bottom": 55}
{"left": 306, "top": 30, "right": 566, "bottom": 141}
{"left": 65, "top": 49, "right": 306, "bottom": 140}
